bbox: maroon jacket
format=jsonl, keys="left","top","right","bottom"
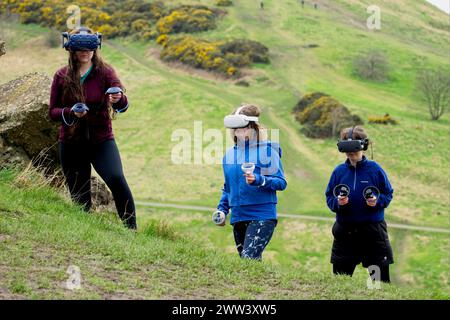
{"left": 49, "top": 65, "right": 129, "bottom": 144}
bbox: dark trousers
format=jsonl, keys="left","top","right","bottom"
{"left": 331, "top": 220, "right": 393, "bottom": 283}
{"left": 59, "top": 139, "right": 136, "bottom": 229}
{"left": 333, "top": 263, "right": 391, "bottom": 283}
{"left": 232, "top": 219, "right": 277, "bottom": 260}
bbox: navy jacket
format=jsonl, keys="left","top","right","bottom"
{"left": 325, "top": 156, "right": 393, "bottom": 223}
{"left": 217, "top": 140, "right": 287, "bottom": 224}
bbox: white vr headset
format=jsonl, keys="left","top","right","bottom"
{"left": 224, "top": 106, "right": 259, "bottom": 129}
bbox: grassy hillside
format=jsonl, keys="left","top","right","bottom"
{"left": 136, "top": 203, "right": 450, "bottom": 296}
{"left": 0, "top": 0, "right": 449, "bottom": 298}
{"left": 0, "top": 168, "right": 445, "bottom": 299}
{"left": 1, "top": 1, "right": 449, "bottom": 226}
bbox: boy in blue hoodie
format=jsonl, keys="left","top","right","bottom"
{"left": 325, "top": 126, "right": 394, "bottom": 283}
{"left": 215, "top": 104, "right": 287, "bottom": 260}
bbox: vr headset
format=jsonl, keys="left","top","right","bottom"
{"left": 337, "top": 126, "right": 369, "bottom": 153}
{"left": 224, "top": 106, "right": 259, "bottom": 129}
{"left": 62, "top": 27, "right": 102, "bottom": 51}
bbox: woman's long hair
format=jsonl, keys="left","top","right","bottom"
{"left": 63, "top": 27, "right": 116, "bottom": 117}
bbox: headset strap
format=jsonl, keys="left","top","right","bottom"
{"left": 234, "top": 106, "right": 244, "bottom": 115}
{"left": 348, "top": 126, "right": 355, "bottom": 140}
{"left": 234, "top": 106, "right": 259, "bottom": 122}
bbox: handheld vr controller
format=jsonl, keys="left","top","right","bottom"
{"left": 62, "top": 27, "right": 102, "bottom": 51}
{"left": 105, "top": 87, "right": 123, "bottom": 95}
{"left": 337, "top": 126, "right": 369, "bottom": 153}
{"left": 363, "top": 186, "right": 380, "bottom": 200}
{"left": 212, "top": 210, "right": 226, "bottom": 225}
{"left": 71, "top": 103, "right": 89, "bottom": 113}
{"left": 105, "top": 87, "right": 127, "bottom": 114}
{"left": 333, "top": 184, "right": 350, "bottom": 198}
{"left": 241, "top": 162, "right": 255, "bottom": 175}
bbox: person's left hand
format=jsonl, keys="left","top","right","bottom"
{"left": 366, "top": 196, "right": 377, "bottom": 207}
{"left": 244, "top": 173, "right": 255, "bottom": 184}
{"left": 109, "top": 93, "right": 122, "bottom": 104}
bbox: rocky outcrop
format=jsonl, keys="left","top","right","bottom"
{"left": 0, "top": 72, "right": 59, "bottom": 169}
{"left": 0, "top": 71, "right": 114, "bottom": 209}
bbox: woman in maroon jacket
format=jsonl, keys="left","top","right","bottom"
{"left": 49, "top": 27, "right": 136, "bottom": 230}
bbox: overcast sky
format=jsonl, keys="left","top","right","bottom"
{"left": 426, "top": 0, "right": 450, "bottom": 14}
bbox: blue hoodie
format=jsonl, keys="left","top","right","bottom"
{"left": 217, "top": 140, "right": 287, "bottom": 224}
{"left": 325, "top": 156, "right": 393, "bottom": 223}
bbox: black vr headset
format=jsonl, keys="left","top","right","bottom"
{"left": 337, "top": 126, "right": 369, "bottom": 153}
{"left": 62, "top": 27, "right": 102, "bottom": 51}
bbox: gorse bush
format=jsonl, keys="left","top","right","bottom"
{"left": 2, "top": 0, "right": 267, "bottom": 77}
{"left": 1, "top": 1, "right": 224, "bottom": 38}
{"left": 159, "top": 36, "right": 270, "bottom": 77}
{"left": 294, "top": 93, "right": 364, "bottom": 138}
{"left": 1, "top": 0, "right": 165, "bottom": 37}
{"left": 160, "top": 36, "right": 237, "bottom": 76}
{"left": 292, "top": 92, "right": 329, "bottom": 114}
{"left": 368, "top": 114, "right": 398, "bottom": 125}
{"left": 156, "top": 5, "right": 224, "bottom": 35}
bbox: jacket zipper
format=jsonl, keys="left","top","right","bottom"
{"left": 353, "top": 166, "right": 357, "bottom": 191}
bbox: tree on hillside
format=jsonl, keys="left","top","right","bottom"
{"left": 353, "top": 50, "right": 389, "bottom": 81}
{"left": 417, "top": 69, "right": 450, "bottom": 121}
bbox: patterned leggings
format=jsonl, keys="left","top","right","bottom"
{"left": 232, "top": 219, "right": 277, "bottom": 260}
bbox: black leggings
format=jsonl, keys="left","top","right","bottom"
{"left": 333, "top": 263, "right": 390, "bottom": 283}
{"left": 59, "top": 139, "right": 136, "bottom": 229}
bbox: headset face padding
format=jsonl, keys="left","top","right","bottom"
{"left": 224, "top": 115, "right": 251, "bottom": 128}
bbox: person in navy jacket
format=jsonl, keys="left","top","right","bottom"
{"left": 325, "top": 126, "right": 394, "bottom": 282}
{"left": 215, "top": 104, "right": 287, "bottom": 260}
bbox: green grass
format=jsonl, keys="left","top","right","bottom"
{"left": 0, "top": 168, "right": 446, "bottom": 299}
{"left": 1, "top": 3, "right": 448, "bottom": 226}
{"left": 136, "top": 204, "right": 450, "bottom": 298}
{"left": 0, "top": 0, "right": 449, "bottom": 298}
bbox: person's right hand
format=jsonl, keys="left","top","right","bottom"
{"left": 216, "top": 220, "right": 226, "bottom": 227}
{"left": 338, "top": 195, "right": 349, "bottom": 206}
{"left": 74, "top": 111, "right": 87, "bottom": 118}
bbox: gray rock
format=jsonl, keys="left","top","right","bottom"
{"left": 0, "top": 72, "right": 114, "bottom": 209}
{"left": 91, "top": 176, "right": 115, "bottom": 211}
{"left": 0, "top": 72, "right": 59, "bottom": 169}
